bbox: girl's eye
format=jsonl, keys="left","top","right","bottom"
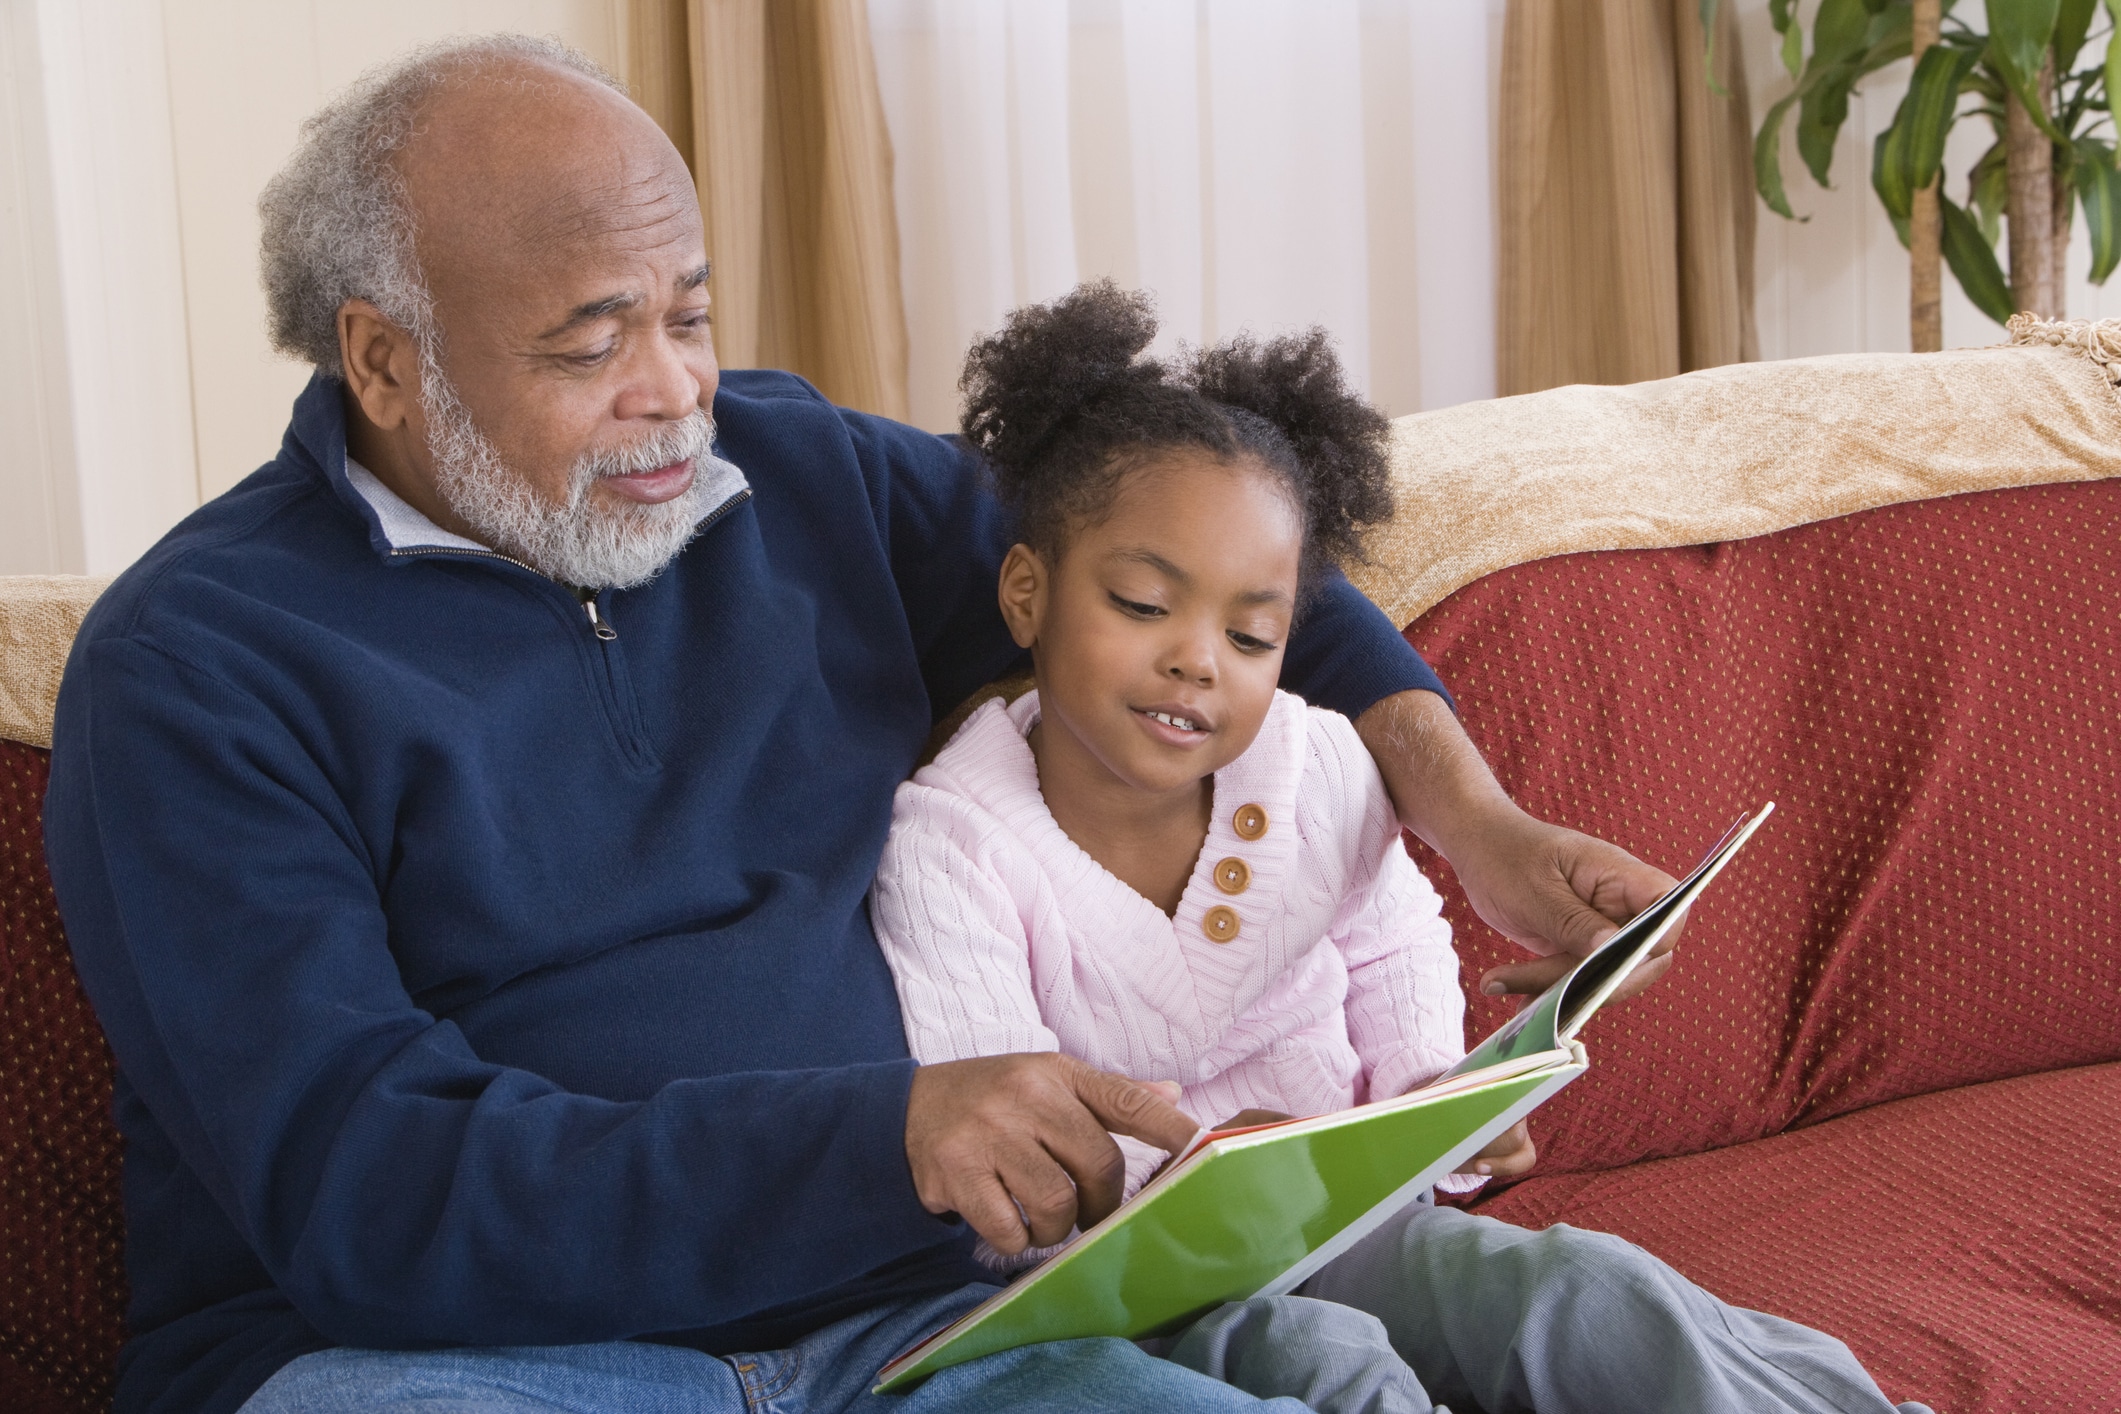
{"left": 1228, "top": 630, "right": 1278, "bottom": 654}
{"left": 1109, "top": 593, "right": 1165, "bottom": 618}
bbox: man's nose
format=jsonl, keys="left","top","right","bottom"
{"left": 615, "top": 329, "right": 704, "bottom": 422}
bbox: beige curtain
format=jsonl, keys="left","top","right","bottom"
{"left": 1499, "top": 0, "right": 1758, "bottom": 397}
{"left": 628, "top": 0, "right": 910, "bottom": 420}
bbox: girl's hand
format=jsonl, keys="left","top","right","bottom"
{"left": 1454, "top": 1120, "right": 1536, "bottom": 1178}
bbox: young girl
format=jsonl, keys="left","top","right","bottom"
{"left": 870, "top": 283, "right": 1923, "bottom": 1414}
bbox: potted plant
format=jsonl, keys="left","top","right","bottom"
{"left": 1737, "top": 0, "right": 2121, "bottom": 347}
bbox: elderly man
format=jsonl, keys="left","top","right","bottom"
{"left": 45, "top": 35, "right": 1708, "bottom": 1414}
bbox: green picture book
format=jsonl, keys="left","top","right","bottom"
{"left": 874, "top": 803, "right": 1775, "bottom": 1393}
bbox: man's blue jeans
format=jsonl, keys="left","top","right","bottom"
{"left": 240, "top": 1199, "right": 1929, "bottom": 1414}
{"left": 237, "top": 1281, "right": 1309, "bottom": 1414}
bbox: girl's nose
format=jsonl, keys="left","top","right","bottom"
{"left": 1164, "top": 644, "right": 1216, "bottom": 687}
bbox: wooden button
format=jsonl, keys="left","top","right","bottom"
{"left": 1213, "top": 857, "right": 1251, "bottom": 894}
{"left": 1202, "top": 905, "right": 1241, "bottom": 943}
{"left": 1232, "top": 803, "right": 1269, "bottom": 840}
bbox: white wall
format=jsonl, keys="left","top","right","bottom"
{"left": 0, "top": 0, "right": 626, "bottom": 575}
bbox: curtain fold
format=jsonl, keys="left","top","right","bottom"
{"left": 631, "top": 0, "right": 910, "bottom": 419}
{"left": 1498, "top": 0, "right": 1756, "bottom": 396}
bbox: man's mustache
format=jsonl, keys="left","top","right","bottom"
{"left": 579, "top": 412, "right": 714, "bottom": 485}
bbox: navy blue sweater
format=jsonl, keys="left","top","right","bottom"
{"left": 43, "top": 371, "right": 1446, "bottom": 1414}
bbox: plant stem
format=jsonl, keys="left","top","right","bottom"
{"left": 2051, "top": 162, "right": 2072, "bottom": 320}
{"left": 2006, "top": 57, "right": 2058, "bottom": 318}
{"left": 1910, "top": 0, "right": 1943, "bottom": 351}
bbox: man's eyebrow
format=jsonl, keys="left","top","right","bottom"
{"left": 539, "top": 292, "right": 640, "bottom": 340}
{"left": 535, "top": 266, "right": 710, "bottom": 341}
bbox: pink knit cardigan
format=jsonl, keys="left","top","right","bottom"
{"left": 870, "top": 689, "right": 1468, "bottom": 1179}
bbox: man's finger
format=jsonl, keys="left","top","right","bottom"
{"left": 1068, "top": 1060, "right": 1202, "bottom": 1158}
{"left": 991, "top": 1137, "right": 1093, "bottom": 1249}
{"left": 1480, "top": 953, "right": 1575, "bottom": 998}
{"left": 950, "top": 1167, "right": 1034, "bottom": 1255}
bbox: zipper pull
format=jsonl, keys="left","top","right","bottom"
{"left": 584, "top": 598, "right": 618, "bottom": 642}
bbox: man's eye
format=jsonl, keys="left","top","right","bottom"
{"left": 566, "top": 344, "right": 616, "bottom": 368}
{"left": 1228, "top": 630, "right": 1278, "bottom": 654}
{"left": 1109, "top": 593, "right": 1165, "bottom": 618}
{"left": 673, "top": 311, "right": 713, "bottom": 336}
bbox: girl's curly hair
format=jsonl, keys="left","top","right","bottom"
{"left": 959, "top": 280, "right": 1394, "bottom": 597}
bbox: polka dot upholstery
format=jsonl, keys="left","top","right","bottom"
{"left": 1476, "top": 1062, "right": 2121, "bottom": 1411}
{"left": 1, "top": 741, "right": 124, "bottom": 1413}
{"left": 1404, "top": 479, "right": 2121, "bottom": 1411}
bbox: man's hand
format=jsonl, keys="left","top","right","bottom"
{"left": 905, "top": 1054, "right": 1199, "bottom": 1257}
{"left": 1453, "top": 1120, "right": 1536, "bottom": 1178}
{"left": 1453, "top": 810, "right": 1683, "bottom": 1004}
{"left": 1356, "top": 689, "right": 1682, "bottom": 1002}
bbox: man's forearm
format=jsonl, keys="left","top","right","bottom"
{"left": 1354, "top": 687, "right": 1683, "bottom": 975}
{"left": 1354, "top": 688, "right": 1526, "bottom": 855}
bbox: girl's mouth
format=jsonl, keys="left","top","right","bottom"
{"left": 1135, "top": 706, "right": 1212, "bottom": 743}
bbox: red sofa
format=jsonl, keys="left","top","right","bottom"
{"left": 1411, "top": 478, "right": 2121, "bottom": 1411}
{"left": 5, "top": 476, "right": 2118, "bottom": 1412}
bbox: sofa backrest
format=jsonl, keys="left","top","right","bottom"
{"left": 1408, "top": 477, "right": 2121, "bottom": 1179}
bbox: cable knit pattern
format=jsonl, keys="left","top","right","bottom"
{"left": 870, "top": 689, "right": 1471, "bottom": 1266}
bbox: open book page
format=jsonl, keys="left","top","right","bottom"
{"left": 1440, "top": 802, "right": 1775, "bottom": 1083}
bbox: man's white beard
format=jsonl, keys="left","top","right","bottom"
{"left": 419, "top": 353, "right": 716, "bottom": 590}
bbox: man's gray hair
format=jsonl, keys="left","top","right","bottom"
{"left": 258, "top": 34, "right": 623, "bottom": 377}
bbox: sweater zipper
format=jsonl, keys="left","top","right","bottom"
{"left": 383, "top": 487, "right": 753, "bottom": 646}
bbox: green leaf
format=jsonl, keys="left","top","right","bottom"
{"left": 2053, "top": 0, "right": 2097, "bottom": 73}
{"left": 1814, "top": 0, "right": 1875, "bottom": 66}
{"left": 1859, "top": 3, "right": 1913, "bottom": 65}
{"left": 1904, "top": 42, "right": 1976, "bottom": 189}
{"left": 1756, "top": 88, "right": 1806, "bottom": 217}
{"left": 2073, "top": 135, "right": 2121, "bottom": 281}
{"left": 1774, "top": 0, "right": 1805, "bottom": 78}
{"left": 1798, "top": 67, "right": 1860, "bottom": 184}
{"left": 1986, "top": 0, "right": 2072, "bottom": 143}
{"left": 1969, "top": 140, "right": 2010, "bottom": 242}
{"left": 1874, "top": 126, "right": 1916, "bottom": 245}
{"left": 1987, "top": 0, "right": 2063, "bottom": 87}
{"left": 1702, "top": 0, "right": 1731, "bottom": 96}
{"left": 2107, "top": 17, "right": 2121, "bottom": 140}
{"left": 1942, "top": 191, "right": 2018, "bottom": 323}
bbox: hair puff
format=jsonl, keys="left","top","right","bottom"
{"left": 959, "top": 280, "right": 1395, "bottom": 595}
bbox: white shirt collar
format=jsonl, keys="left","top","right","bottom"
{"left": 345, "top": 450, "right": 753, "bottom": 555}
{"left": 344, "top": 456, "right": 490, "bottom": 553}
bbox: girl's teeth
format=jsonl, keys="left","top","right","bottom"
{"left": 1151, "top": 711, "right": 1199, "bottom": 731}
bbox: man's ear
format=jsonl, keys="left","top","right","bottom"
{"left": 997, "top": 543, "right": 1047, "bottom": 650}
{"left": 338, "top": 299, "right": 420, "bottom": 432}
